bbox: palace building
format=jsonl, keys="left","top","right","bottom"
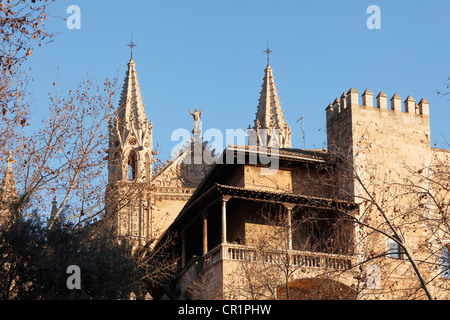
{"left": 2, "top": 48, "right": 449, "bottom": 300}
{"left": 104, "top": 51, "right": 450, "bottom": 299}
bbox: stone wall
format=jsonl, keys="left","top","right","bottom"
{"left": 325, "top": 88, "right": 450, "bottom": 299}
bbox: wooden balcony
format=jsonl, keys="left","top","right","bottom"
{"left": 203, "top": 243, "right": 354, "bottom": 271}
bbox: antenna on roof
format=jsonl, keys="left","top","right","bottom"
{"left": 296, "top": 116, "right": 305, "bottom": 149}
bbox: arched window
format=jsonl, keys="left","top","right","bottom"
{"left": 127, "top": 151, "right": 137, "bottom": 181}
{"left": 277, "top": 278, "right": 357, "bottom": 300}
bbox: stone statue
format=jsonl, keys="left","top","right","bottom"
{"left": 190, "top": 108, "right": 203, "bottom": 135}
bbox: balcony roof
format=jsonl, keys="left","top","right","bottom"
{"left": 153, "top": 144, "right": 351, "bottom": 250}
{"left": 226, "top": 145, "right": 332, "bottom": 163}
{"left": 171, "top": 183, "right": 357, "bottom": 231}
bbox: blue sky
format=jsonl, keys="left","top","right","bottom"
{"left": 25, "top": 0, "right": 450, "bottom": 158}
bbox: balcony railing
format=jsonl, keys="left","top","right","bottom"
{"left": 203, "top": 243, "right": 354, "bottom": 271}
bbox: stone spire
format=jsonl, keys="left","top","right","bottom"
{"left": 117, "top": 58, "right": 149, "bottom": 134}
{"left": 46, "top": 197, "right": 58, "bottom": 228}
{"left": 0, "top": 154, "right": 18, "bottom": 203}
{"left": 50, "top": 197, "right": 58, "bottom": 220}
{"left": 108, "top": 57, "right": 154, "bottom": 183}
{"left": 251, "top": 62, "right": 292, "bottom": 148}
{"left": 0, "top": 154, "right": 18, "bottom": 225}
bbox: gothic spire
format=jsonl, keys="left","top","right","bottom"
{"left": 0, "top": 154, "right": 18, "bottom": 203}
{"left": 0, "top": 154, "right": 18, "bottom": 225}
{"left": 117, "top": 58, "right": 148, "bottom": 132}
{"left": 252, "top": 57, "right": 292, "bottom": 148}
{"left": 108, "top": 53, "right": 154, "bottom": 184}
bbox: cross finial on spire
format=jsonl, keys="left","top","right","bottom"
{"left": 263, "top": 41, "right": 272, "bottom": 66}
{"left": 127, "top": 33, "right": 137, "bottom": 59}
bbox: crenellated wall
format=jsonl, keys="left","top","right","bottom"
{"left": 325, "top": 87, "right": 433, "bottom": 219}
{"left": 324, "top": 87, "right": 450, "bottom": 299}
{"left": 326, "top": 87, "right": 429, "bottom": 116}
{"left": 326, "top": 87, "right": 431, "bottom": 167}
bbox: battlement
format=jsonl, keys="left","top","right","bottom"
{"left": 326, "top": 88, "right": 429, "bottom": 118}
{"left": 326, "top": 87, "right": 432, "bottom": 158}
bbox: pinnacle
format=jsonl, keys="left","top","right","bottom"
{"left": 255, "top": 65, "right": 285, "bottom": 129}
{"left": 118, "top": 58, "right": 147, "bottom": 128}
{"left": 0, "top": 153, "right": 18, "bottom": 202}
{"left": 252, "top": 63, "right": 292, "bottom": 148}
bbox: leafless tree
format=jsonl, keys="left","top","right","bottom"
{"left": 317, "top": 129, "right": 450, "bottom": 300}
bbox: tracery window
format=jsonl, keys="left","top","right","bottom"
{"left": 127, "top": 151, "right": 137, "bottom": 181}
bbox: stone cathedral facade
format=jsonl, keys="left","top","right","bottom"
{"left": 2, "top": 51, "right": 449, "bottom": 300}
{"left": 104, "top": 57, "right": 214, "bottom": 248}
{"left": 104, "top": 56, "right": 294, "bottom": 249}
{"left": 103, "top": 54, "right": 450, "bottom": 300}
